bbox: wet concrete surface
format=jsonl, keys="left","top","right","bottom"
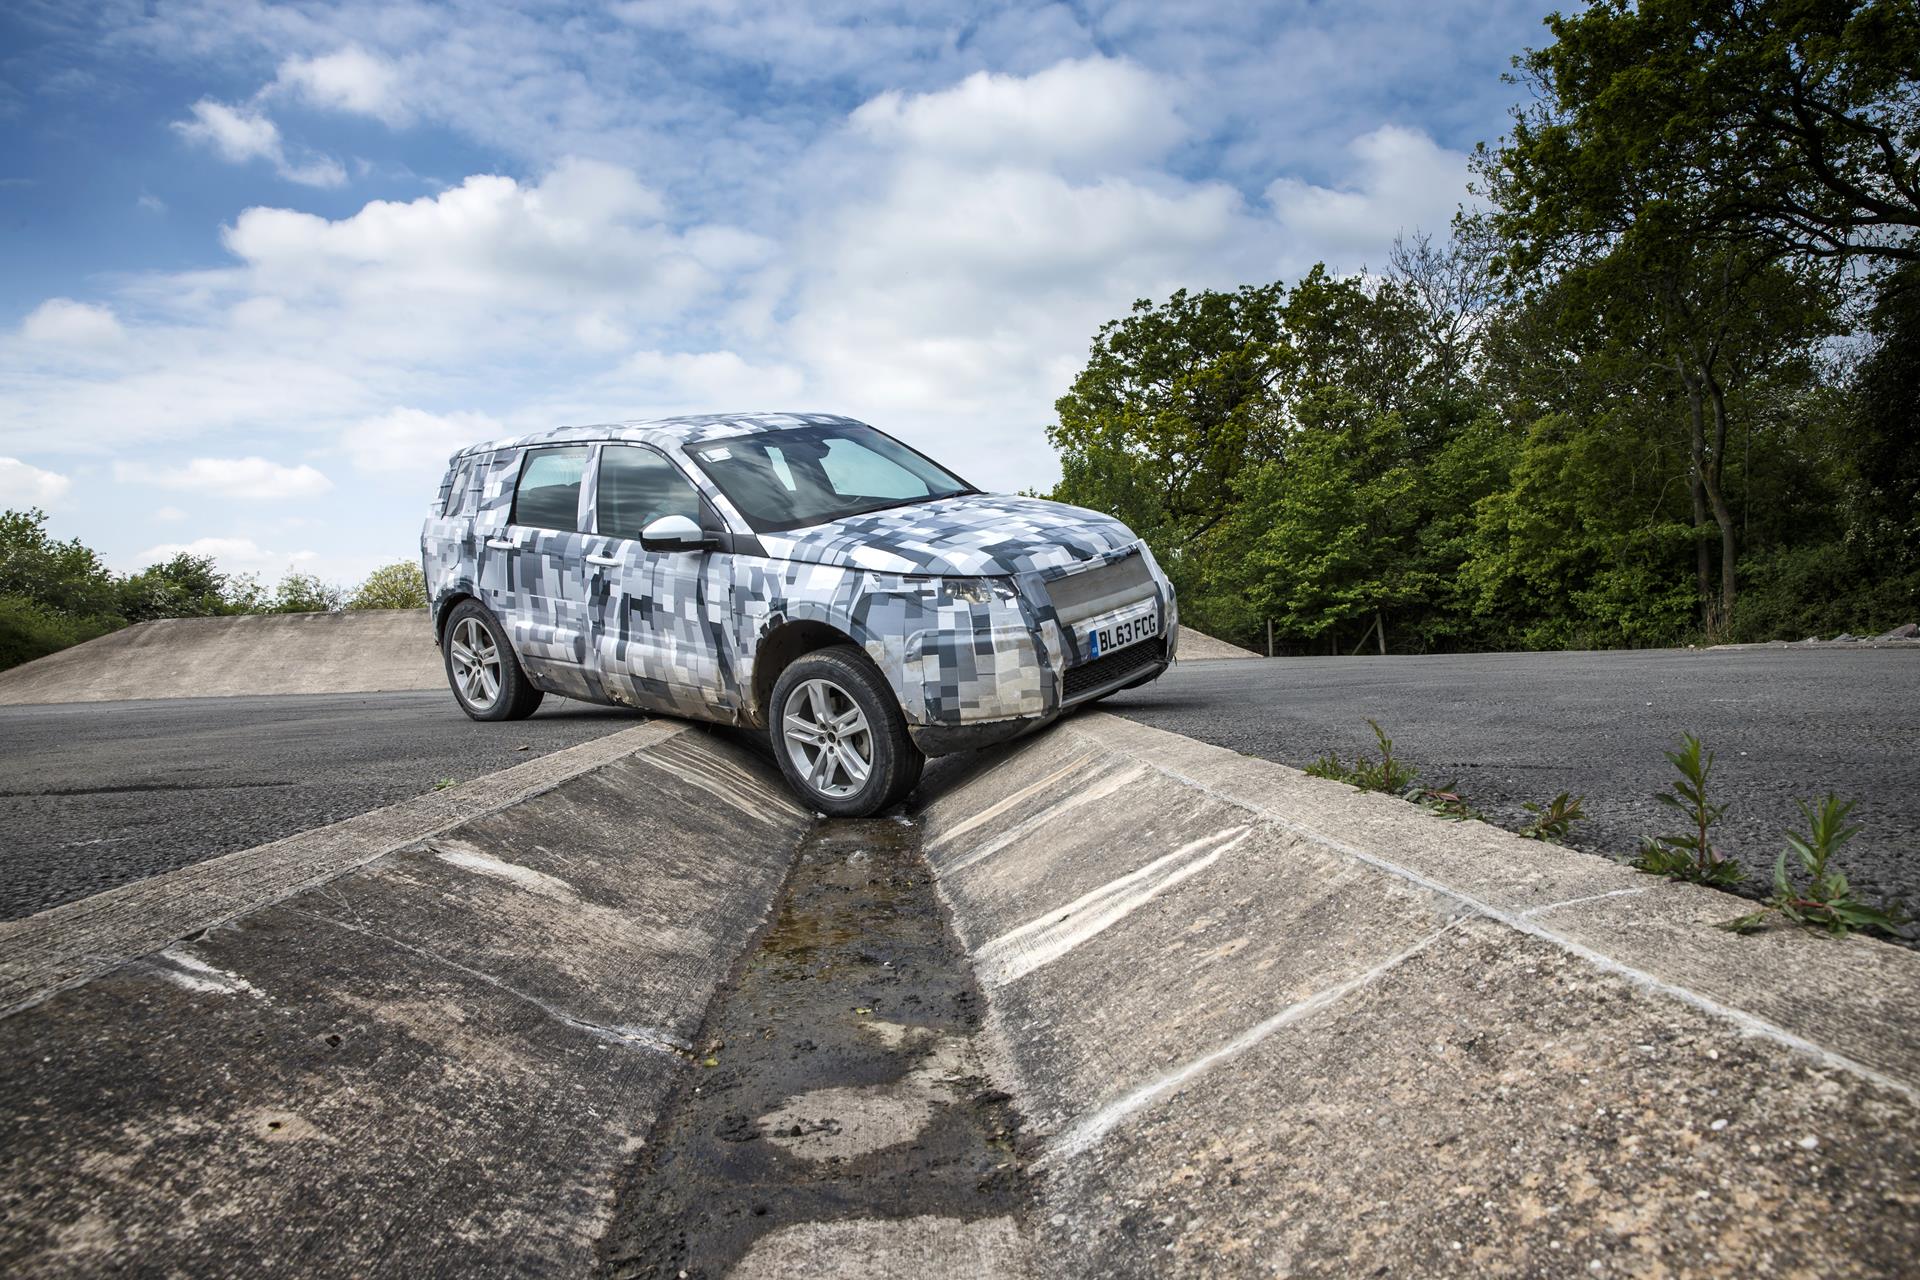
{"left": 0, "top": 692, "right": 637, "bottom": 920}
{"left": 599, "top": 815, "right": 1032, "bottom": 1279}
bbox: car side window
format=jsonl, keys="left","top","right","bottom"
{"left": 511, "top": 446, "right": 589, "bottom": 531}
{"left": 442, "top": 459, "right": 474, "bottom": 517}
{"left": 597, "top": 445, "right": 705, "bottom": 542}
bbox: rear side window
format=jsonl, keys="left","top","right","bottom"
{"left": 442, "top": 459, "right": 474, "bottom": 517}
{"left": 596, "top": 445, "right": 705, "bottom": 542}
{"left": 511, "top": 446, "right": 589, "bottom": 531}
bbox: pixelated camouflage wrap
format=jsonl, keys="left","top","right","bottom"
{"left": 420, "top": 413, "right": 1174, "bottom": 742}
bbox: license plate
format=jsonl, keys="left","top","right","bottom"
{"left": 1086, "top": 607, "right": 1158, "bottom": 659}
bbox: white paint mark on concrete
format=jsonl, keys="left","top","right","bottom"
{"left": 154, "top": 947, "right": 265, "bottom": 998}
{"left": 1520, "top": 885, "right": 1654, "bottom": 919}
{"left": 926, "top": 751, "right": 1098, "bottom": 850}
{"left": 1042, "top": 927, "right": 1452, "bottom": 1164}
{"left": 1107, "top": 733, "right": 1920, "bottom": 1105}
{"left": 432, "top": 845, "right": 576, "bottom": 899}
{"left": 974, "top": 826, "right": 1253, "bottom": 989}
{"left": 936, "top": 764, "right": 1149, "bottom": 877}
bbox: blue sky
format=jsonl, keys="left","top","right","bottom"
{"left": 0, "top": 0, "right": 1554, "bottom": 588}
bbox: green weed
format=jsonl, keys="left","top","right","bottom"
{"left": 1305, "top": 719, "right": 1419, "bottom": 794}
{"left": 1520, "top": 792, "right": 1587, "bottom": 843}
{"left": 1414, "top": 782, "right": 1481, "bottom": 821}
{"left": 1633, "top": 734, "right": 1744, "bottom": 887}
{"left": 432, "top": 777, "right": 458, "bottom": 791}
{"left": 1719, "top": 795, "right": 1908, "bottom": 938}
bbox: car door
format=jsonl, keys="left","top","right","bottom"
{"left": 478, "top": 444, "right": 596, "bottom": 698}
{"left": 585, "top": 443, "right": 733, "bottom": 717}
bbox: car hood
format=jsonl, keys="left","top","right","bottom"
{"left": 757, "top": 493, "right": 1140, "bottom": 577}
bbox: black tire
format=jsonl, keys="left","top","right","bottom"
{"left": 769, "top": 645, "right": 923, "bottom": 817}
{"left": 442, "top": 600, "right": 545, "bottom": 722}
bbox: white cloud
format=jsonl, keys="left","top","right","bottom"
{"left": 154, "top": 506, "right": 186, "bottom": 522}
{"left": 850, "top": 57, "right": 1185, "bottom": 173}
{"left": 274, "top": 46, "right": 406, "bottom": 123}
{"left": 172, "top": 98, "right": 346, "bottom": 188}
{"left": 0, "top": 457, "right": 72, "bottom": 506}
{"left": 21, "top": 298, "right": 123, "bottom": 345}
{"left": 117, "top": 457, "right": 334, "bottom": 500}
{"left": 1265, "top": 125, "right": 1473, "bottom": 265}
{"left": 137, "top": 192, "right": 168, "bottom": 215}
{"left": 341, "top": 408, "right": 502, "bottom": 475}
{"left": 136, "top": 536, "right": 319, "bottom": 569}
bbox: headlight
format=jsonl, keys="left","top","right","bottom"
{"left": 896, "top": 575, "right": 1019, "bottom": 604}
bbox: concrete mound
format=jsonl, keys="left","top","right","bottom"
{"left": 0, "top": 610, "right": 443, "bottom": 706}
{"left": 1174, "top": 624, "right": 1261, "bottom": 661}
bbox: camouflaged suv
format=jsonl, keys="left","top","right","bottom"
{"left": 422, "top": 413, "right": 1176, "bottom": 815}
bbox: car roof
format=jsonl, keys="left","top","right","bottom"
{"left": 454, "top": 411, "right": 868, "bottom": 459}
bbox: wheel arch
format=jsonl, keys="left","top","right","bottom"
{"left": 748, "top": 615, "right": 866, "bottom": 729}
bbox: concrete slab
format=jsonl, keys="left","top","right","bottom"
{"left": 918, "top": 712, "right": 1920, "bottom": 1277}
{"left": 1172, "top": 626, "right": 1261, "bottom": 661}
{"left": 0, "top": 729, "right": 810, "bottom": 1277}
{"left": 0, "top": 722, "right": 678, "bottom": 1016}
{"left": 0, "top": 610, "right": 443, "bottom": 706}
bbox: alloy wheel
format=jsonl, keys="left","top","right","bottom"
{"left": 781, "top": 677, "right": 874, "bottom": 799}
{"left": 450, "top": 617, "right": 503, "bottom": 710}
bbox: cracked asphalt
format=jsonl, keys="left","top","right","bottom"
{"left": 0, "top": 692, "right": 637, "bottom": 920}
{"left": 1107, "top": 646, "right": 1920, "bottom": 928}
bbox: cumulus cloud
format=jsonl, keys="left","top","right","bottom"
{"left": 117, "top": 457, "right": 334, "bottom": 500}
{"left": 0, "top": 457, "right": 72, "bottom": 506}
{"left": 1266, "top": 125, "right": 1473, "bottom": 265}
{"left": 219, "top": 158, "right": 759, "bottom": 315}
{"left": 21, "top": 298, "right": 123, "bottom": 345}
{"left": 172, "top": 98, "right": 346, "bottom": 188}
{"left": 136, "top": 536, "right": 319, "bottom": 569}
{"left": 850, "top": 57, "right": 1185, "bottom": 173}
{"left": 341, "top": 408, "right": 503, "bottom": 475}
{"left": 273, "top": 46, "right": 406, "bottom": 123}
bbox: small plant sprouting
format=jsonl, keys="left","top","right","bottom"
{"left": 1304, "top": 720, "right": 1418, "bottom": 795}
{"left": 1415, "top": 781, "right": 1481, "bottom": 821}
{"left": 1632, "top": 734, "right": 1744, "bottom": 887}
{"left": 432, "top": 777, "right": 458, "bottom": 791}
{"left": 1520, "top": 792, "right": 1587, "bottom": 844}
{"left": 1720, "top": 795, "right": 1909, "bottom": 938}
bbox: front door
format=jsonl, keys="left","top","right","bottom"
{"left": 584, "top": 443, "right": 732, "bottom": 718}
{"left": 481, "top": 444, "right": 594, "bottom": 697}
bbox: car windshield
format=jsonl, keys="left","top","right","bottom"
{"left": 686, "top": 423, "right": 975, "bottom": 532}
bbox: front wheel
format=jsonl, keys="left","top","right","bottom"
{"left": 770, "top": 647, "right": 923, "bottom": 817}
{"left": 443, "top": 601, "right": 545, "bottom": 721}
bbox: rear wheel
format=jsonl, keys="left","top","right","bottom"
{"left": 770, "top": 646, "right": 923, "bottom": 817}
{"left": 443, "top": 601, "right": 544, "bottom": 721}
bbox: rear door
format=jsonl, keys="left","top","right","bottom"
{"left": 584, "top": 444, "right": 733, "bottom": 717}
{"left": 478, "top": 444, "right": 595, "bottom": 697}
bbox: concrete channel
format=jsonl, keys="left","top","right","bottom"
{"left": 2, "top": 712, "right": 1917, "bottom": 1276}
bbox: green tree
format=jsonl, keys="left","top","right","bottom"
{"left": 118, "top": 554, "right": 234, "bottom": 623}
{"left": 349, "top": 561, "right": 428, "bottom": 610}
{"left": 0, "top": 508, "right": 121, "bottom": 620}
{"left": 270, "top": 571, "right": 345, "bottom": 614}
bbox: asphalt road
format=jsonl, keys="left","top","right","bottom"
{"left": 1107, "top": 646, "right": 1920, "bottom": 930}
{"left": 0, "top": 692, "right": 638, "bottom": 920}
{"left": 3, "top": 647, "right": 1915, "bottom": 933}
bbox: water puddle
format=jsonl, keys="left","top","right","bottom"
{"left": 597, "top": 815, "right": 1032, "bottom": 1279}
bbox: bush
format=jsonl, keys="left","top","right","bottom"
{"left": 0, "top": 594, "right": 117, "bottom": 669}
{"left": 349, "top": 562, "right": 428, "bottom": 610}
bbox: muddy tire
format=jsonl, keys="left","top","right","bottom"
{"left": 442, "top": 600, "right": 545, "bottom": 722}
{"left": 770, "top": 646, "right": 923, "bottom": 817}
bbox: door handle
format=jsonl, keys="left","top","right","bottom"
{"left": 485, "top": 538, "right": 514, "bottom": 550}
{"left": 585, "top": 554, "right": 621, "bottom": 566}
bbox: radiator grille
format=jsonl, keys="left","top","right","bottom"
{"left": 1062, "top": 637, "right": 1166, "bottom": 703}
{"left": 1043, "top": 552, "right": 1154, "bottom": 624}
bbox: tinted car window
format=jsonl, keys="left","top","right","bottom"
{"left": 689, "top": 423, "right": 971, "bottom": 532}
{"left": 511, "top": 446, "right": 589, "bottom": 531}
{"left": 442, "top": 459, "right": 474, "bottom": 517}
{"left": 597, "top": 445, "right": 705, "bottom": 541}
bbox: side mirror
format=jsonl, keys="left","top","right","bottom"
{"left": 639, "top": 514, "right": 717, "bottom": 551}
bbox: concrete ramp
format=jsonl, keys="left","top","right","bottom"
{"left": 0, "top": 724, "right": 811, "bottom": 1277}
{"left": 1173, "top": 625, "right": 1261, "bottom": 661}
{"left": 0, "top": 610, "right": 443, "bottom": 706}
{"left": 920, "top": 715, "right": 1920, "bottom": 1277}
